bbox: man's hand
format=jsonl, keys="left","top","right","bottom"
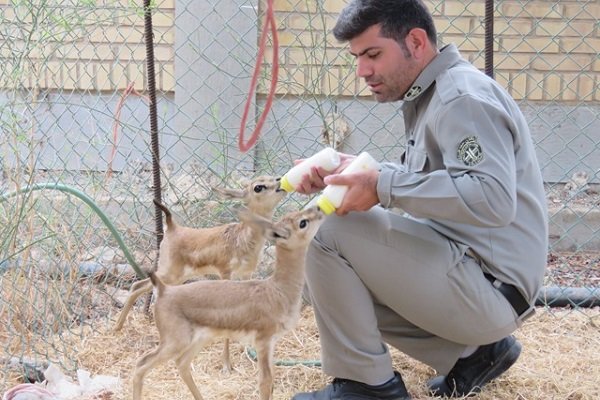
{"left": 295, "top": 152, "right": 356, "bottom": 195}
{"left": 323, "top": 169, "right": 380, "bottom": 216}
{"left": 294, "top": 164, "right": 327, "bottom": 194}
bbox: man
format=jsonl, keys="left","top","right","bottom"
{"left": 291, "top": 0, "right": 548, "bottom": 399}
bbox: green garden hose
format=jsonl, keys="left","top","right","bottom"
{"left": 0, "top": 182, "right": 145, "bottom": 279}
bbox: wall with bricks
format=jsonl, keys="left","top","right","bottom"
{"left": 0, "top": 0, "right": 597, "bottom": 100}
{"left": 0, "top": 0, "right": 174, "bottom": 92}
{"left": 267, "top": 0, "right": 599, "bottom": 102}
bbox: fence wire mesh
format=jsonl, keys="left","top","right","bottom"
{"left": 0, "top": 0, "right": 598, "bottom": 392}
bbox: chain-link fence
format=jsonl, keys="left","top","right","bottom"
{"left": 0, "top": 0, "right": 598, "bottom": 392}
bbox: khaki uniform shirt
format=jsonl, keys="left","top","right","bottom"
{"left": 377, "top": 44, "right": 548, "bottom": 303}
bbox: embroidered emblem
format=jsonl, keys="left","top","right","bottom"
{"left": 404, "top": 85, "right": 422, "bottom": 101}
{"left": 457, "top": 136, "right": 484, "bottom": 166}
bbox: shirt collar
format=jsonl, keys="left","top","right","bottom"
{"left": 402, "top": 43, "right": 462, "bottom": 102}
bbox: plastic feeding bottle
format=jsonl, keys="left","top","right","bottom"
{"left": 316, "top": 151, "right": 380, "bottom": 215}
{"left": 280, "top": 147, "right": 341, "bottom": 193}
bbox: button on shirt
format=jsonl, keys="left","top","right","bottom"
{"left": 377, "top": 44, "right": 548, "bottom": 303}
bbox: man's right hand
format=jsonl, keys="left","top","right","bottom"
{"left": 295, "top": 152, "right": 356, "bottom": 195}
{"left": 294, "top": 165, "right": 328, "bottom": 194}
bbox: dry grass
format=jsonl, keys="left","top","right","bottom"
{"left": 0, "top": 262, "right": 598, "bottom": 400}
{"left": 33, "top": 305, "right": 598, "bottom": 400}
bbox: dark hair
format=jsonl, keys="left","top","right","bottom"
{"left": 333, "top": 0, "right": 437, "bottom": 47}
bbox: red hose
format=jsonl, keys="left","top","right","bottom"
{"left": 238, "top": 0, "right": 279, "bottom": 153}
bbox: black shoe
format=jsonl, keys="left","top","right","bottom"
{"left": 428, "top": 335, "right": 522, "bottom": 398}
{"left": 291, "top": 371, "right": 411, "bottom": 399}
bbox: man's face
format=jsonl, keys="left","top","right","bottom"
{"left": 349, "top": 24, "right": 420, "bottom": 102}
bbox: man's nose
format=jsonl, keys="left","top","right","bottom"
{"left": 356, "top": 59, "right": 372, "bottom": 78}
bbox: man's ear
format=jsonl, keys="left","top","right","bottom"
{"left": 404, "top": 28, "right": 429, "bottom": 59}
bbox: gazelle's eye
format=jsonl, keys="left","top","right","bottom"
{"left": 299, "top": 219, "right": 308, "bottom": 229}
{"left": 254, "top": 184, "right": 266, "bottom": 193}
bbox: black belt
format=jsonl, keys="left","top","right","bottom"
{"left": 484, "top": 273, "right": 530, "bottom": 317}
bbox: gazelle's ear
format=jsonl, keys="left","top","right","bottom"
{"left": 267, "top": 226, "right": 291, "bottom": 241}
{"left": 213, "top": 186, "right": 246, "bottom": 200}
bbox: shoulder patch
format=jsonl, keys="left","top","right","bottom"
{"left": 457, "top": 136, "right": 484, "bottom": 166}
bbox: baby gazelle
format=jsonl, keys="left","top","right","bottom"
{"left": 131, "top": 206, "right": 324, "bottom": 400}
{"left": 114, "top": 175, "right": 286, "bottom": 335}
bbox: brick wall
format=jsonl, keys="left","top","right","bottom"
{"left": 268, "top": 0, "right": 600, "bottom": 101}
{"left": 0, "top": 0, "right": 174, "bottom": 92}
{"left": 1, "top": 0, "right": 597, "bottom": 101}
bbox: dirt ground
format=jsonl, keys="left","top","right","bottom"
{"left": 1, "top": 249, "right": 598, "bottom": 400}
{"left": 48, "top": 303, "right": 600, "bottom": 400}
{"left": 546, "top": 251, "right": 599, "bottom": 288}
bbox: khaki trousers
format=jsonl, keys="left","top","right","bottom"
{"left": 304, "top": 206, "right": 519, "bottom": 384}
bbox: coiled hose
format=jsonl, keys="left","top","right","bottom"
{"left": 0, "top": 182, "right": 145, "bottom": 279}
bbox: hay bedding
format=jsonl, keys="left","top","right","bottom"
{"left": 31, "top": 305, "right": 596, "bottom": 400}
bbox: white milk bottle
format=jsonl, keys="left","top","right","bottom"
{"left": 280, "top": 147, "right": 341, "bottom": 193}
{"left": 316, "top": 151, "right": 380, "bottom": 215}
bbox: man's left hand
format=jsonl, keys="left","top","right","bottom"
{"left": 323, "top": 169, "right": 380, "bottom": 216}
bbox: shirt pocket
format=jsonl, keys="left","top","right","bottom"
{"left": 404, "top": 146, "right": 429, "bottom": 172}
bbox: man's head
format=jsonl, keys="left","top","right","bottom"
{"left": 333, "top": 0, "right": 438, "bottom": 102}
{"left": 333, "top": 0, "right": 437, "bottom": 46}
